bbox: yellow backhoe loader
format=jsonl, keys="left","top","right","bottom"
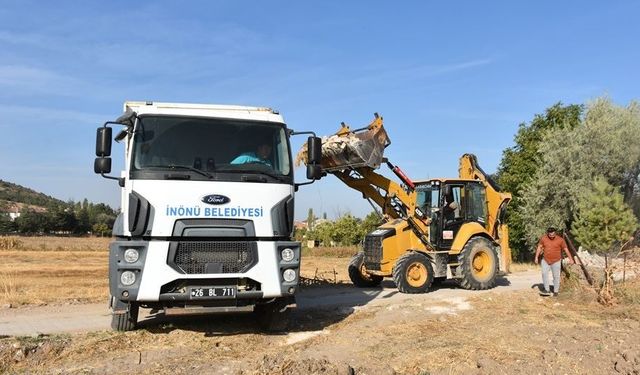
{"left": 299, "top": 114, "right": 512, "bottom": 293}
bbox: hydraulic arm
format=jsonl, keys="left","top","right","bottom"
{"left": 323, "top": 116, "right": 433, "bottom": 250}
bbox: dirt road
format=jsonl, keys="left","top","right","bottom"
{"left": 0, "top": 270, "right": 539, "bottom": 336}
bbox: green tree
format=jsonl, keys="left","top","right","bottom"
{"left": 521, "top": 98, "right": 640, "bottom": 248}
{"left": 572, "top": 178, "right": 637, "bottom": 253}
{"left": 332, "top": 214, "right": 361, "bottom": 245}
{"left": 307, "top": 208, "right": 316, "bottom": 230}
{"left": 0, "top": 214, "right": 16, "bottom": 233}
{"left": 309, "top": 221, "right": 335, "bottom": 246}
{"left": 15, "top": 210, "right": 48, "bottom": 233}
{"left": 359, "top": 211, "right": 382, "bottom": 238}
{"left": 76, "top": 204, "right": 91, "bottom": 234}
{"left": 92, "top": 223, "right": 111, "bottom": 237}
{"left": 49, "top": 205, "right": 77, "bottom": 233}
{"left": 496, "top": 103, "right": 582, "bottom": 259}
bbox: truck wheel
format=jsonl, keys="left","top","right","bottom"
{"left": 348, "top": 252, "right": 383, "bottom": 287}
{"left": 393, "top": 251, "right": 434, "bottom": 294}
{"left": 111, "top": 302, "right": 139, "bottom": 332}
{"left": 457, "top": 237, "right": 498, "bottom": 290}
{"left": 254, "top": 297, "right": 292, "bottom": 333}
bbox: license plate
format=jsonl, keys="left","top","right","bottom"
{"left": 189, "top": 286, "right": 236, "bottom": 299}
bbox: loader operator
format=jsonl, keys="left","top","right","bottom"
{"left": 534, "top": 227, "right": 575, "bottom": 296}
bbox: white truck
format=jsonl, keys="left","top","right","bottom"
{"left": 94, "top": 101, "right": 322, "bottom": 331}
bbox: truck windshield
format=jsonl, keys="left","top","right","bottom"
{"left": 131, "top": 116, "right": 291, "bottom": 179}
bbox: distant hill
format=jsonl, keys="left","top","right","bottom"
{"left": 0, "top": 179, "right": 66, "bottom": 211}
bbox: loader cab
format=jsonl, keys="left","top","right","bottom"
{"left": 417, "top": 179, "right": 488, "bottom": 249}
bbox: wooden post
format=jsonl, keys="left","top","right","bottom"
{"left": 623, "top": 252, "right": 627, "bottom": 283}
{"left": 563, "top": 231, "right": 594, "bottom": 286}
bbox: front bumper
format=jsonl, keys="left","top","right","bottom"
{"left": 109, "top": 240, "right": 301, "bottom": 305}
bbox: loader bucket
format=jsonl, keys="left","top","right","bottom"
{"left": 296, "top": 115, "right": 391, "bottom": 172}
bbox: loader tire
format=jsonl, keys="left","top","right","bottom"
{"left": 393, "top": 251, "right": 434, "bottom": 294}
{"left": 432, "top": 276, "right": 447, "bottom": 286}
{"left": 348, "top": 252, "right": 383, "bottom": 287}
{"left": 254, "top": 297, "right": 292, "bottom": 333}
{"left": 111, "top": 302, "right": 139, "bottom": 332}
{"left": 457, "top": 237, "right": 498, "bottom": 290}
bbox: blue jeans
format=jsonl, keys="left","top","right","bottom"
{"left": 541, "top": 259, "right": 561, "bottom": 293}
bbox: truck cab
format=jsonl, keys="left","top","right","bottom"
{"left": 94, "top": 101, "right": 321, "bottom": 331}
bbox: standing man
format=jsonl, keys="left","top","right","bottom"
{"left": 534, "top": 227, "right": 575, "bottom": 296}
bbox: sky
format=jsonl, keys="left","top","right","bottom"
{"left": 1, "top": 1, "right": 639, "bottom": 220}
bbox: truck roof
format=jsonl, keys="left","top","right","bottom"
{"left": 123, "top": 101, "right": 285, "bottom": 124}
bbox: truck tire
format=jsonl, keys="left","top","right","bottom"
{"left": 457, "top": 237, "right": 498, "bottom": 290}
{"left": 392, "top": 251, "right": 434, "bottom": 294}
{"left": 111, "top": 302, "right": 139, "bottom": 332}
{"left": 348, "top": 252, "right": 383, "bottom": 287}
{"left": 254, "top": 297, "right": 292, "bottom": 333}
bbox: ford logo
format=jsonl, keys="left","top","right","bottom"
{"left": 201, "top": 194, "right": 230, "bottom": 205}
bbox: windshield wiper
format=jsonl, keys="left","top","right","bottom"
{"left": 145, "top": 165, "right": 214, "bottom": 179}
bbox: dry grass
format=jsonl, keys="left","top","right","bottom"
{"left": 6, "top": 236, "right": 111, "bottom": 252}
{"left": 0, "top": 250, "right": 108, "bottom": 306}
{"left": 0, "top": 270, "right": 20, "bottom": 304}
{"left": 302, "top": 246, "right": 358, "bottom": 258}
{"left": 300, "top": 257, "right": 351, "bottom": 286}
{"left": 0, "top": 236, "right": 23, "bottom": 250}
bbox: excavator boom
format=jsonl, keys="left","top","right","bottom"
{"left": 458, "top": 153, "right": 511, "bottom": 239}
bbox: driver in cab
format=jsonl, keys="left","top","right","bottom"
{"left": 230, "top": 143, "right": 272, "bottom": 167}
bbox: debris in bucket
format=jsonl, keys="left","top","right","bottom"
{"left": 296, "top": 114, "right": 390, "bottom": 172}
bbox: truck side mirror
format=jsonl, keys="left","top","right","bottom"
{"left": 307, "top": 136, "right": 322, "bottom": 164}
{"left": 96, "top": 127, "right": 113, "bottom": 157}
{"left": 94, "top": 157, "right": 112, "bottom": 174}
{"left": 307, "top": 164, "right": 322, "bottom": 180}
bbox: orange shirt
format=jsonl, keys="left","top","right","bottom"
{"left": 538, "top": 235, "right": 567, "bottom": 264}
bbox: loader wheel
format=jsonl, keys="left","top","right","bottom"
{"left": 393, "top": 252, "right": 434, "bottom": 294}
{"left": 457, "top": 237, "right": 498, "bottom": 290}
{"left": 348, "top": 252, "right": 383, "bottom": 287}
{"left": 111, "top": 302, "right": 139, "bottom": 332}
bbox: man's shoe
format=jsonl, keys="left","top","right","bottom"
{"left": 540, "top": 290, "right": 552, "bottom": 296}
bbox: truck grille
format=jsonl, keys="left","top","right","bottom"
{"left": 363, "top": 235, "right": 382, "bottom": 271}
{"left": 172, "top": 241, "right": 258, "bottom": 274}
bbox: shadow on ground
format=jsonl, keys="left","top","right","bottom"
{"left": 137, "top": 284, "right": 385, "bottom": 336}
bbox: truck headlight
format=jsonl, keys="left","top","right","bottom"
{"left": 283, "top": 269, "right": 296, "bottom": 282}
{"left": 121, "top": 271, "right": 136, "bottom": 286}
{"left": 281, "top": 248, "right": 295, "bottom": 262}
{"left": 124, "top": 249, "right": 139, "bottom": 263}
